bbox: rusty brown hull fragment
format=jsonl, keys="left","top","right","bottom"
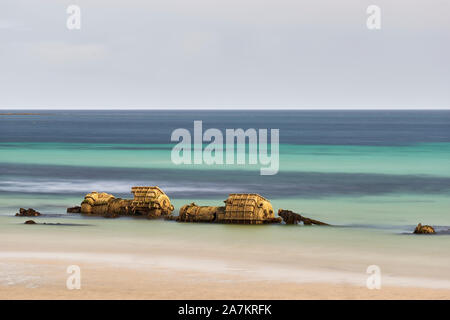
{"left": 73, "top": 186, "right": 174, "bottom": 219}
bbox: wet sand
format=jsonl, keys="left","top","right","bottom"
{"left": 2, "top": 258, "right": 450, "bottom": 300}
{"left": 1, "top": 223, "right": 450, "bottom": 300}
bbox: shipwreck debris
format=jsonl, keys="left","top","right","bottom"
{"left": 221, "top": 194, "right": 280, "bottom": 224}
{"left": 278, "top": 209, "right": 329, "bottom": 226}
{"left": 130, "top": 186, "right": 174, "bottom": 218}
{"left": 178, "top": 203, "right": 222, "bottom": 223}
{"left": 68, "top": 188, "right": 338, "bottom": 226}
{"left": 76, "top": 186, "right": 174, "bottom": 219}
{"left": 176, "top": 194, "right": 281, "bottom": 224}
{"left": 413, "top": 223, "right": 435, "bottom": 234}
{"left": 16, "top": 208, "right": 41, "bottom": 217}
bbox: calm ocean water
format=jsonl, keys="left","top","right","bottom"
{"left": 0, "top": 110, "right": 449, "bottom": 232}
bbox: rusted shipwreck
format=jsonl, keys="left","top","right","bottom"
{"left": 70, "top": 186, "right": 174, "bottom": 218}
{"left": 176, "top": 193, "right": 281, "bottom": 224}
{"left": 68, "top": 186, "right": 328, "bottom": 225}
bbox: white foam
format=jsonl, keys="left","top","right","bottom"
{"left": 0, "top": 179, "right": 241, "bottom": 194}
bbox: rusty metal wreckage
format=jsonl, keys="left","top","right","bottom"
{"left": 67, "top": 186, "right": 328, "bottom": 226}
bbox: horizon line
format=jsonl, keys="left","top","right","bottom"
{"left": 1, "top": 107, "right": 450, "bottom": 111}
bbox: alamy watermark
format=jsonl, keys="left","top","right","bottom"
{"left": 366, "top": 265, "right": 381, "bottom": 289}
{"left": 66, "top": 5, "right": 81, "bottom": 30}
{"left": 66, "top": 265, "right": 81, "bottom": 290}
{"left": 64, "top": 5, "right": 381, "bottom": 32}
{"left": 171, "top": 121, "right": 279, "bottom": 175}
{"left": 367, "top": 5, "right": 381, "bottom": 30}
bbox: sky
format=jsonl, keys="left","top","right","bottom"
{"left": 0, "top": 0, "right": 449, "bottom": 109}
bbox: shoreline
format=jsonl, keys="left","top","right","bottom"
{"left": 1, "top": 220, "right": 450, "bottom": 299}
{"left": 2, "top": 255, "right": 450, "bottom": 300}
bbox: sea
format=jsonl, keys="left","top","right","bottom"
{"left": 1, "top": 110, "right": 450, "bottom": 286}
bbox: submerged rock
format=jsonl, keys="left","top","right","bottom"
{"left": 278, "top": 209, "right": 329, "bottom": 226}
{"left": 16, "top": 208, "right": 41, "bottom": 217}
{"left": 413, "top": 223, "right": 435, "bottom": 234}
{"left": 24, "top": 220, "right": 36, "bottom": 224}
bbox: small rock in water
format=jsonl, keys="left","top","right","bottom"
{"left": 16, "top": 208, "right": 41, "bottom": 217}
{"left": 24, "top": 220, "right": 36, "bottom": 224}
{"left": 413, "top": 223, "right": 435, "bottom": 234}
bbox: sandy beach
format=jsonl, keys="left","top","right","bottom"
{"left": 3, "top": 262, "right": 450, "bottom": 300}
{"left": 1, "top": 217, "right": 450, "bottom": 300}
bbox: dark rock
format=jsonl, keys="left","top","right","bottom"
{"left": 16, "top": 208, "right": 41, "bottom": 217}
{"left": 278, "top": 209, "right": 329, "bottom": 226}
{"left": 24, "top": 220, "right": 36, "bottom": 224}
{"left": 67, "top": 206, "right": 81, "bottom": 213}
{"left": 413, "top": 223, "right": 435, "bottom": 234}
{"left": 278, "top": 210, "right": 302, "bottom": 224}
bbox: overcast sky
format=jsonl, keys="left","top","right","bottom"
{"left": 0, "top": 0, "right": 449, "bottom": 109}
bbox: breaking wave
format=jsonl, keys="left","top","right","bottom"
{"left": 0, "top": 179, "right": 243, "bottom": 197}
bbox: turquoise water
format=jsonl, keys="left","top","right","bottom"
{"left": 1, "top": 142, "right": 449, "bottom": 176}
{"left": 1, "top": 142, "right": 449, "bottom": 231}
